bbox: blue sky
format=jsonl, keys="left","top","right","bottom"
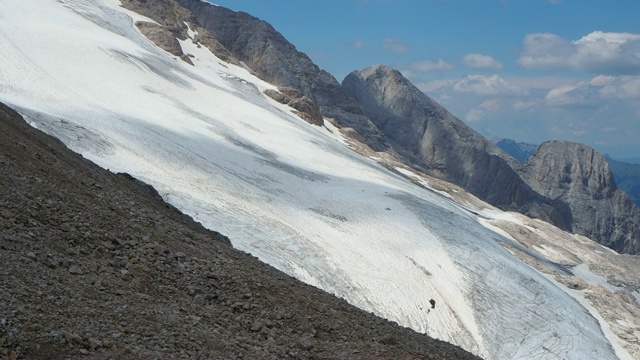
{"left": 210, "top": 0, "right": 640, "bottom": 160}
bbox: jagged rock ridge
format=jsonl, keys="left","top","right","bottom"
{"left": 342, "top": 65, "right": 573, "bottom": 231}
{"left": 521, "top": 140, "right": 640, "bottom": 254}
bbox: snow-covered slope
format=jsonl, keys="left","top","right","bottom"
{"left": 0, "top": 1, "right": 638, "bottom": 359}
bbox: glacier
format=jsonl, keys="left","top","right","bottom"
{"left": 0, "top": 1, "right": 638, "bottom": 359}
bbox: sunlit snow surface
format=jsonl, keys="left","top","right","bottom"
{"left": 0, "top": 1, "right": 636, "bottom": 359}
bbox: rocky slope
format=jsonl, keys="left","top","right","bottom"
{"left": 342, "top": 65, "right": 572, "bottom": 230}
{"left": 0, "top": 102, "right": 481, "bottom": 359}
{"left": 520, "top": 140, "right": 640, "bottom": 254}
{"left": 120, "top": 0, "right": 391, "bottom": 152}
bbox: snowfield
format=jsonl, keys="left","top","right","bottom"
{"left": 1, "top": 1, "right": 638, "bottom": 359}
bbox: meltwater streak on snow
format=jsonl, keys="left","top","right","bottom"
{"left": 0, "top": 1, "right": 624, "bottom": 359}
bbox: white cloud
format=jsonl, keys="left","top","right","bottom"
{"left": 382, "top": 38, "right": 410, "bottom": 54}
{"left": 545, "top": 84, "right": 582, "bottom": 106}
{"left": 507, "top": 76, "right": 576, "bottom": 90}
{"left": 415, "top": 79, "right": 452, "bottom": 92}
{"left": 518, "top": 31, "right": 640, "bottom": 75}
{"left": 453, "top": 74, "right": 527, "bottom": 96}
{"left": 479, "top": 98, "right": 502, "bottom": 111}
{"left": 599, "top": 76, "right": 640, "bottom": 99}
{"left": 464, "top": 99, "right": 503, "bottom": 122}
{"left": 517, "top": 33, "right": 575, "bottom": 70}
{"left": 465, "top": 107, "right": 485, "bottom": 122}
{"left": 350, "top": 40, "right": 365, "bottom": 49}
{"left": 462, "top": 54, "right": 503, "bottom": 70}
{"left": 545, "top": 75, "right": 640, "bottom": 107}
{"left": 409, "top": 59, "right": 454, "bottom": 72}
{"left": 513, "top": 99, "right": 541, "bottom": 110}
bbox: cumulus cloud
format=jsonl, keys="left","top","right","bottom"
{"left": 462, "top": 54, "right": 503, "bottom": 70}
{"left": 545, "top": 84, "right": 582, "bottom": 106}
{"left": 599, "top": 76, "right": 640, "bottom": 99}
{"left": 409, "top": 59, "right": 454, "bottom": 72}
{"left": 545, "top": 75, "right": 640, "bottom": 107}
{"left": 415, "top": 79, "right": 451, "bottom": 93}
{"left": 453, "top": 74, "right": 527, "bottom": 96}
{"left": 382, "top": 38, "right": 410, "bottom": 54}
{"left": 518, "top": 31, "right": 640, "bottom": 75}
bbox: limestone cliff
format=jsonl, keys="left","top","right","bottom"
{"left": 521, "top": 141, "right": 640, "bottom": 254}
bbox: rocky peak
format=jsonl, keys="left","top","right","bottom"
{"left": 521, "top": 140, "right": 640, "bottom": 253}
{"left": 522, "top": 141, "right": 617, "bottom": 200}
{"left": 343, "top": 65, "right": 572, "bottom": 230}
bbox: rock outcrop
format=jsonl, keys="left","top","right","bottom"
{"left": 342, "top": 65, "right": 573, "bottom": 230}
{"left": 264, "top": 87, "right": 323, "bottom": 126}
{"left": 135, "top": 21, "right": 193, "bottom": 64}
{"left": 120, "top": 0, "right": 237, "bottom": 64}
{"left": 168, "top": 0, "right": 391, "bottom": 152}
{"left": 520, "top": 141, "right": 640, "bottom": 254}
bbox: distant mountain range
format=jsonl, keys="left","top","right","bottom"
{"left": 493, "top": 137, "right": 640, "bottom": 208}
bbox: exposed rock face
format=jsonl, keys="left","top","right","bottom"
{"left": 264, "top": 87, "right": 323, "bottom": 126}
{"left": 135, "top": 21, "right": 193, "bottom": 64}
{"left": 171, "top": 0, "right": 391, "bottom": 151}
{"left": 521, "top": 141, "right": 640, "bottom": 254}
{"left": 120, "top": 0, "right": 237, "bottom": 64}
{"left": 342, "top": 65, "right": 572, "bottom": 230}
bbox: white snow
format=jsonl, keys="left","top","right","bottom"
{"left": 184, "top": 21, "right": 197, "bottom": 39}
{"left": 572, "top": 264, "right": 621, "bottom": 293}
{"left": 0, "top": 1, "right": 635, "bottom": 359}
{"left": 394, "top": 167, "right": 453, "bottom": 199}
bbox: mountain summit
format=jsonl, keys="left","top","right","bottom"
{"left": 342, "top": 65, "right": 572, "bottom": 230}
